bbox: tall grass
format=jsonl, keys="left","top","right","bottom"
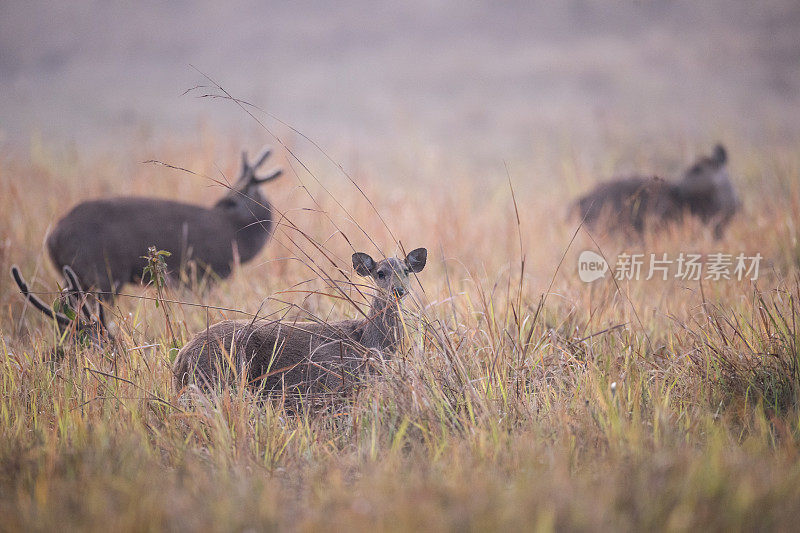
{"left": 1, "top": 134, "right": 800, "bottom": 531}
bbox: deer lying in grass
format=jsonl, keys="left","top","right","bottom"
{"left": 11, "top": 265, "right": 109, "bottom": 346}
{"left": 47, "top": 148, "right": 283, "bottom": 299}
{"left": 572, "top": 145, "right": 739, "bottom": 238}
{"left": 172, "top": 247, "right": 428, "bottom": 396}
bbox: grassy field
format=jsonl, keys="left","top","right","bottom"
{"left": 2, "top": 133, "right": 800, "bottom": 531}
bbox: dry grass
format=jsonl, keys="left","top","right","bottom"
{"left": 2, "top": 132, "right": 800, "bottom": 531}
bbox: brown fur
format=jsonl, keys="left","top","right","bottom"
{"left": 573, "top": 145, "right": 739, "bottom": 238}
{"left": 172, "top": 248, "right": 428, "bottom": 395}
{"left": 47, "top": 148, "right": 282, "bottom": 298}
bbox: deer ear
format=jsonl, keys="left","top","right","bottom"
{"left": 352, "top": 253, "right": 376, "bottom": 276}
{"left": 405, "top": 248, "right": 427, "bottom": 273}
{"left": 713, "top": 144, "right": 727, "bottom": 165}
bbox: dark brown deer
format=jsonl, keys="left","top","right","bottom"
{"left": 11, "top": 265, "right": 110, "bottom": 345}
{"left": 172, "top": 247, "right": 428, "bottom": 396}
{"left": 47, "top": 148, "right": 282, "bottom": 299}
{"left": 572, "top": 145, "right": 738, "bottom": 238}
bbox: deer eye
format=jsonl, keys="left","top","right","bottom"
{"left": 377, "top": 270, "right": 386, "bottom": 279}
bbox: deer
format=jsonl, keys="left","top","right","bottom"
{"left": 572, "top": 145, "right": 739, "bottom": 238}
{"left": 172, "top": 247, "right": 428, "bottom": 396}
{"left": 46, "top": 147, "right": 283, "bottom": 300}
{"left": 10, "top": 264, "right": 110, "bottom": 347}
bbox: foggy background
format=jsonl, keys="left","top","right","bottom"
{"left": 1, "top": 0, "right": 799, "bottom": 165}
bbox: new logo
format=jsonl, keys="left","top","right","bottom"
{"left": 578, "top": 250, "right": 608, "bottom": 282}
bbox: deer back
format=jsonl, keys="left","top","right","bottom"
{"left": 173, "top": 317, "right": 367, "bottom": 394}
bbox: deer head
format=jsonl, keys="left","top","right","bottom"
{"left": 679, "top": 144, "right": 733, "bottom": 198}
{"left": 352, "top": 248, "right": 427, "bottom": 300}
{"left": 215, "top": 146, "right": 283, "bottom": 213}
{"left": 677, "top": 144, "right": 740, "bottom": 237}
{"left": 11, "top": 265, "right": 109, "bottom": 343}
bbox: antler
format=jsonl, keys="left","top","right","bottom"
{"left": 10, "top": 265, "right": 72, "bottom": 327}
{"left": 253, "top": 147, "right": 273, "bottom": 169}
{"left": 253, "top": 167, "right": 283, "bottom": 184}
{"left": 63, "top": 265, "right": 109, "bottom": 331}
{"left": 62, "top": 265, "right": 95, "bottom": 323}
{"left": 713, "top": 144, "right": 727, "bottom": 165}
{"left": 11, "top": 265, "right": 110, "bottom": 337}
{"left": 239, "top": 146, "right": 282, "bottom": 184}
{"left": 248, "top": 146, "right": 283, "bottom": 184}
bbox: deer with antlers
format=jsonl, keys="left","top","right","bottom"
{"left": 46, "top": 147, "right": 283, "bottom": 300}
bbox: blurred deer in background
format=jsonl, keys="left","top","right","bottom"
{"left": 11, "top": 265, "right": 110, "bottom": 346}
{"left": 47, "top": 147, "right": 283, "bottom": 300}
{"left": 572, "top": 145, "right": 739, "bottom": 238}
